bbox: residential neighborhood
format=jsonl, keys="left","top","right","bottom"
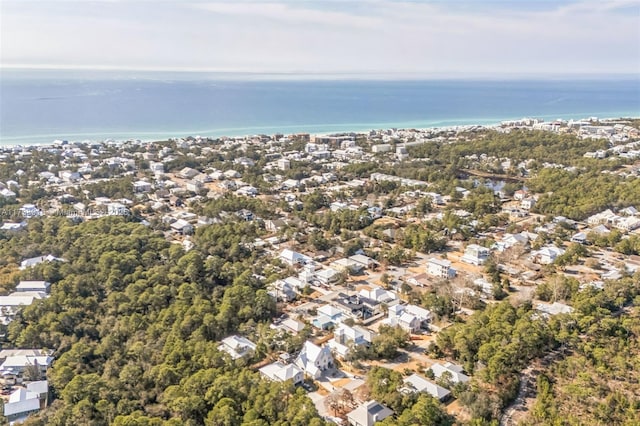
{"left": 0, "top": 117, "right": 639, "bottom": 424}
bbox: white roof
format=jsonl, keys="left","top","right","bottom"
{"left": 318, "top": 304, "right": 342, "bottom": 318}
{"left": 0, "top": 355, "right": 53, "bottom": 370}
{"left": 405, "top": 304, "right": 431, "bottom": 321}
{"left": 3, "top": 388, "right": 40, "bottom": 416}
{"left": 349, "top": 254, "right": 375, "bottom": 265}
{"left": 0, "top": 293, "right": 44, "bottom": 307}
{"left": 535, "top": 302, "right": 574, "bottom": 316}
{"left": 465, "top": 243, "right": 488, "bottom": 252}
{"left": 170, "top": 219, "right": 192, "bottom": 230}
{"left": 296, "top": 341, "right": 332, "bottom": 372}
{"left": 300, "top": 341, "right": 323, "bottom": 363}
{"left": 16, "top": 281, "right": 51, "bottom": 291}
{"left": 1, "top": 222, "right": 26, "bottom": 230}
{"left": 283, "top": 276, "right": 305, "bottom": 288}
{"left": 280, "top": 249, "right": 306, "bottom": 262}
{"left": 260, "top": 361, "right": 302, "bottom": 382}
{"left": 0, "top": 349, "right": 48, "bottom": 359}
{"left": 403, "top": 373, "right": 451, "bottom": 399}
{"left": 315, "top": 267, "right": 339, "bottom": 280}
{"left": 275, "top": 363, "right": 303, "bottom": 382}
{"left": 347, "top": 400, "right": 393, "bottom": 426}
{"left": 219, "top": 335, "right": 256, "bottom": 359}
{"left": 281, "top": 318, "right": 305, "bottom": 333}
{"left": 220, "top": 335, "right": 256, "bottom": 351}
{"left": 399, "top": 312, "right": 418, "bottom": 325}
{"left": 428, "top": 257, "right": 451, "bottom": 268}
{"left": 26, "top": 380, "right": 48, "bottom": 395}
{"left": 429, "top": 362, "right": 470, "bottom": 383}
{"left": 335, "top": 323, "right": 364, "bottom": 341}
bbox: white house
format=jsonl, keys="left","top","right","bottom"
{"left": 372, "top": 144, "right": 392, "bottom": 153}
{"left": 259, "top": 362, "right": 304, "bottom": 385}
{"left": 277, "top": 158, "right": 291, "bottom": 171}
{"left": 314, "top": 267, "right": 341, "bottom": 285}
{"left": 614, "top": 216, "right": 640, "bottom": 232}
{"left": 0, "top": 293, "right": 47, "bottom": 324}
{"left": 19, "top": 255, "right": 64, "bottom": 270}
{"left": 358, "top": 286, "right": 396, "bottom": 304}
{"left": 520, "top": 197, "right": 536, "bottom": 210}
{"left": 185, "top": 180, "right": 203, "bottom": 193}
{"left": 348, "top": 254, "right": 377, "bottom": 270}
{"left": 394, "top": 310, "right": 420, "bottom": 333}
{"left": 279, "top": 249, "right": 312, "bottom": 266}
{"left": 279, "top": 318, "right": 306, "bottom": 335}
{"left": 0, "top": 188, "right": 16, "bottom": 199}
{"left": 473, "top": 278, "right": 493, "bottom": 295}
{"left": 170, "top": 219, "right": 194, "bottom": 235}
{"left": 328, "top": 323, "right": 368, "bottom": 358}
{"left": 587, "top": 209, "right": 618, "bottom": 226}
{"left": 265, "top": 219, "right": 287, "bottom": 233}
{"left": 15, "top": 281, "right": 51, "bottom": 294}
{"left": 282, "top": 179, "right": 300, "bottom": 190}
{"left": 268, "top": 280, "right": 297, "bottom": 302}
{"left": 295, "top": 341, "right": 334, "bottom": 379}
{"left": 178, "top": 167, "right": 199, "bottom": 179}
{"left": 426, "top": 258, "right": 455, "bottom": 279}
{"left": 236, "top": 186, "right": 258, "bottom": 197}
{"left": 428, "top": 362, "right": 470, "bottom": 384}
{"left": 149, "top": 161, "right": 165, "bottom": 174}
{"left": 531, "top": 245, "right": 565, "bottom": 265}
{"left": 535, "top": 302, "right": 574, "bottom": 316}
{"left": 0, "top": 353, "right": 53, "bottom": 381}
{"left": 347, "top": 400, "right": 393, "bottom": 426}
{"left": 513, "top": 189, "right": 529, "bottom": 201}
{"left": 132, "top": 180, "right": 152, "bottom": 193}
{"left": 406, "top": 273, "right": 432, "bottom": 288}
{"left": 224, "top": 169, "right": 241, "bottom": 179}
{"left": 460, "top": 244, "right": 490, "bottom": 266}
{"left": 620, "top": 206, "right": 638, "bottom": 216}
{"left": 402, "top": 373, "right": 451, "bottom": 401}
{"left": 313, "top": 304, "right": 343, "bottom": 329}
{"left": 386, "top": 304, "right": 431, "bottom": 333}
{"left": 570, "top": 232, "right": 588, "bottom": 244}
{"left": 58, "top": 170, "right": 81, "bottom": 183}
{"left": 3, "top": 387, "right": 41, "bottom": 424}
{"left": 330, "top": 258, "right": 363, "bottom": 274}
{"left": 218, "top": 335, "right": 257, "bottom": 360}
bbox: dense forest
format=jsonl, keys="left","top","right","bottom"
{"left": 528, "top": 168, "right": 640, "bottom": 220}
{"left": 431, "top": 276, "right": 640, "bottom": 424}
{"left": 0, "top": 217, "right": 328, "bottom": 426}
{"left": 407, "top": 130, "right": 610, "bottom": 168}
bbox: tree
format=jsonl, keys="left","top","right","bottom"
{"left": 381, "top": 394, "right": 454, "bottom": 426}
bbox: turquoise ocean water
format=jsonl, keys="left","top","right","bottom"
{"left": 1, "top": 73, "right": 638, "bottom": 145}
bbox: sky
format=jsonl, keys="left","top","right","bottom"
{"left": 1, "top": 0, "right": 639, "bottom": 77}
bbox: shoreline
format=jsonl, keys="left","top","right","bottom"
{"left": 1, "top": 112, "right": 639, "bottom": 148}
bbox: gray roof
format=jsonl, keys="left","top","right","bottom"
{"left": 347, "top": 400, "right": 393, "bottom": 426}
{"left": 403, "top": 373, "right": 452, "bottom": 399}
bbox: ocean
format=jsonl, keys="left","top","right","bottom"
{"left": 1, "top": 73, "right": 639, "bottom": 145}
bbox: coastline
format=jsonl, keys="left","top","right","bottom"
{"left": 1, "top": 112, "right": 639, "bottom": 148}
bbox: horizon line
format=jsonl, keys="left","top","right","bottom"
{"left": 2, "top": 65, "right": 639, "bottom": 80}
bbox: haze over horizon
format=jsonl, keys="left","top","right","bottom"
{"left": 1, "top": 0, "right": 639, "bottom": 77}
